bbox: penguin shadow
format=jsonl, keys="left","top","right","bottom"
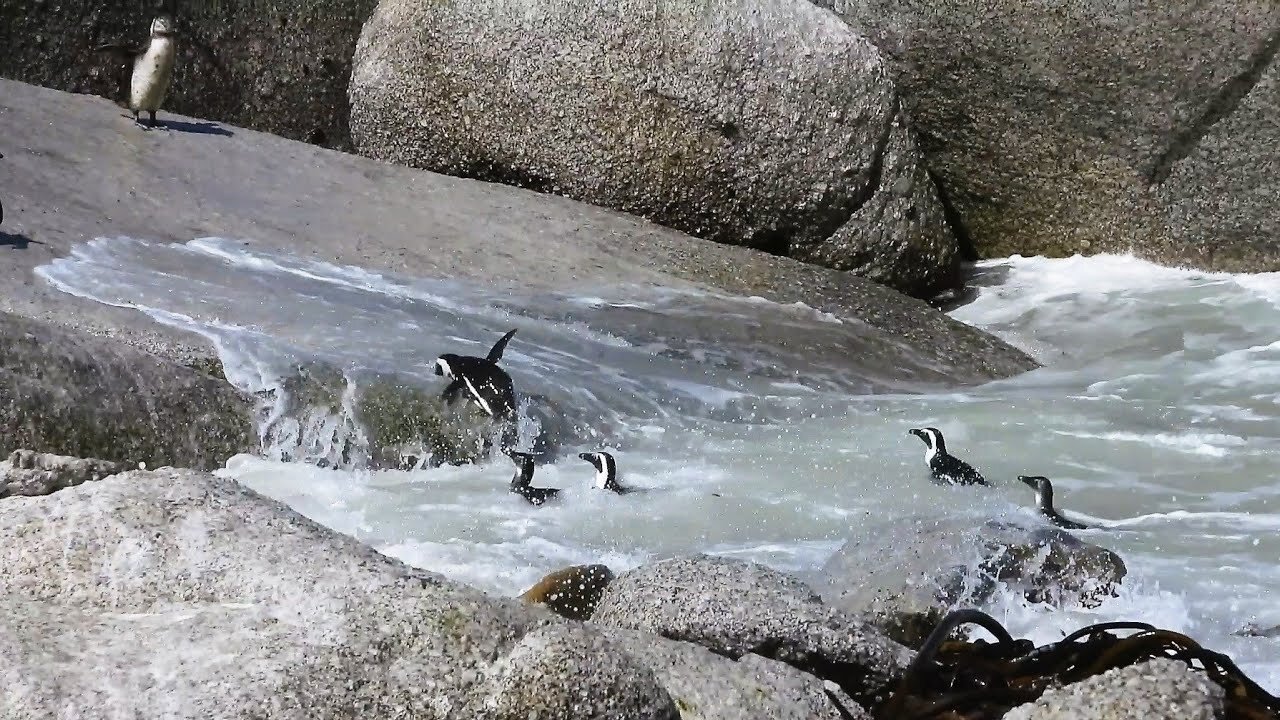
{"left": 0, "top": 232, "right": 42, "bottom": 250}
{"left": 118, "top": 112, "right": 233, "bottom": 136}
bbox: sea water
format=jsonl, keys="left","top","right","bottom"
{"left": 35, "top": 237, "right": 1280, "bottom": 691}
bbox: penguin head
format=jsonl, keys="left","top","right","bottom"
{"left": 909, "top": 427, "right": 945, "bottom": 453}
{"left": 578, "top": 451, "right": 617, "bottom": 489}
{"left": 1018, "top": 475, "right": 1053, "bottom": 508}
{"left": 434, "top": 355, "right": 457, "bottom": 378}
{"left": 150, "top": 14, "right": 177, "bottom": 37}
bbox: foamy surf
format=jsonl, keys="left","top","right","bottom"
{"left": 33, "top": 240, "right": 1280, "bottom": 693}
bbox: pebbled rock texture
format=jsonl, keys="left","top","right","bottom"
{"left": 818, "top": 0, "right": 1280, "bottom": 271}
{"left": 348, "top": 0, "right": 962, "bottom": 298}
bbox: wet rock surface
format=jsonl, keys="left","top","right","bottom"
{"left": 520, "top": 563, "right": 617, "bottom": 621}
{"left": 1002, "top": 657, "right": 1225, "bottom": 720}
{"left": 0, "top": 449, "right": 122, "bottom": 498}
{"left": 0, "top": 78, "right": 1037, "bottom": 398}
{"left": 591, "top": 554, "right": 915, "bottom": 703}
{"left": 0, "top": 310, "right": 256, "bottom": 471}
{"left": 348, "top": 0, "right": 960, "bottom": 298}
{"left": 819, "top": 0, "right": 1280, "bottom": 271}
{"left": 816, "top": 516, "right": 1127, "bottom": 648}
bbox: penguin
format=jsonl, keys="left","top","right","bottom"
{"left": 577, "top": 451, "right": 637, "bottom": 494}
{"left": 908, "top": 427, "right": 988, "bottom": 486}
{"left": 1018, "top": 475, "right": 1090, "bottom": 530}
{"left": 435, "top": 328, "right": 519, "bottom": 422}
{"left": 506, "top": 450, "right": 560, "bottom": 506}
{"left": 94, "top": 13, "right": 178, "bottom": 128}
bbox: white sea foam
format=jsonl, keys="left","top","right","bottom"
{"left": 31, "top": 239, "right": 1280, "bottom": 694}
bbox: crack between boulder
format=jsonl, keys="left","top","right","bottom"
{"left": 1147, "top": 28, "right": 1280, "bottom": 186}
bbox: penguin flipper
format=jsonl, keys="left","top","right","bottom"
{"left": 440, "top": 378, "right": 467, "bottom": 405}
{"left": 486, "top": 328, "right": 518, "bottom": 364}
{"left": 94, "top": 43, "right": 144, "bottom": 61}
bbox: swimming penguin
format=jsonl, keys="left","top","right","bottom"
{"left": 435, "top": 328, "right": 519, "bottom": 422}
{"left": 908, "top": 427, "right": 988, "bottom": 486}
{"left": 94, "top": 14, "right": 178, "bottom": 128}
{"left": 1019, "top": 475, "right": 1090, "bottom": 530}
{"left": 578, "top": 451, "right": 637, "bottom": 494}
{"left": 506, "top": 450, "right": 560, "bottom": 506}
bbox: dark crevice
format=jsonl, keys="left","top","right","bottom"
{"left": 780, "top": 93, "right": 900, "bottom": 259}
{"left": 1147, "top": 28, "right": 1280, "bottom": 186}
{"left": 927, "top": 166, "right": 980, "bottom": 262}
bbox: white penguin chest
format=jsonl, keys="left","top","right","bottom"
{"left": 131, "top": 38, "right": 176, "bottom": 109}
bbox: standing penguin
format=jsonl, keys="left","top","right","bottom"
{"left": 435, "top": 328, "right": 519, "bottom": 421}
{"left": 95, "top": 13, "right": 178, "bottom": 128}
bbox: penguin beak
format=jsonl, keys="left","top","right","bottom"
{"left": 1017, "top": 475, "right": 1040, "bottom": 490}
{"left": 433, "top": 362, "right": 443, "bottom": 376}
{"left": 909, "top": 428, "right": 925, "bottom": 441}
{"left": 577, "top": 452, "right": 593, "bottom": 462}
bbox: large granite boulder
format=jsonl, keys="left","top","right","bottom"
{"left": 348, "top": 0, "right": 962, "bottom": 298}
{"left": 818, "top": 1, "right": 1280, "bottom": 271}
{"left": 590, "top": 554, "right": 914, "bottom": 705}
{"left": 0, "top": 311, "right": 255, "bottom": 471}
{"left": 1003, "top": 657, "right": 1225, "bottom": 720}
{"left": 0, "top": 0, "right": 376, "bottom": 149}
{"left": 815, "top": 515, "right": 1128, "bottom": 647}
{"left": 0, "top": 468, "right": 702, "bottom": 718}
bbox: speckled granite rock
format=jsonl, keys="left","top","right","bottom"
{"left": 1003, "top": 657, "right": 1225, "bottom": 720}
{"left": 817, "top": 0, "right": 1280, "bottom": 272}
{"left": 590, "top": 554, "right": 914, "bottom": 703}
{"left": 608, "top": 628, "right": 872, "bottom": 719}
{"left": 463, "top": 624, "right": 679, "bottom": 719}
{"left": 0, "top": 449, "right": 122, "bottom": 498}
{"left": 348, "top": 0, "right": 962, "bottom": 298}
{"left": 816, "top": 515, "right": 1127, "bottom": 648}
{"left": 0, "top": 310, "right": 255, "bottom": 471}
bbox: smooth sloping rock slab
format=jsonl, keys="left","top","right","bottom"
{"left": 1003, "top": 657, "right": 1225, "bottom": 720}
{"left": 590, "top": 554, "right": 914, "bottom": 704}
{"left": 608, "top": 628, "right": 871, "bottom": 720}
{"left": 816, "top": 515, "right": 1127, "bottom": 647}
{"left": 0, "top": 310, "right": 255, "bottom": 471}
{"left": 349, "top": 0, "right": 961, "bottom": 297}
{"left": 1, "top": 78, "right": 1037, "bottom": 399}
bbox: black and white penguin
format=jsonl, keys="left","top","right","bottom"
{"left": 908, "top": 427, "right": 988, "bottom": 486}
{"left": 1018, "top": 475, "right": 1090, "bottom": 530}
{"left": 94, "top": 14, "right": 178, "bottom": 128}
{"left": 506, "top": 450, "right": 560, "bottom": 506}
{"left": 435, "top": 328, "right": 519, "bottom": 422}
{"left": 577, "top": 451, "right": 636, "bottom": 494}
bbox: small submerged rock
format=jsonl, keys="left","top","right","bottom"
{"left": 0, "top": 449, "right": 122, "bottom": 498}
{"left": 816, "top": 515, "right": 1127, "bottom": 647}
{"left": 520, "top": 563, "right": 616, "bottom": 621}
{"left": 1002, "top": 657, "right": 1225, "bottom": 720}
{"left": 590, "top": 554, "right": 914, "bottom": 704}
